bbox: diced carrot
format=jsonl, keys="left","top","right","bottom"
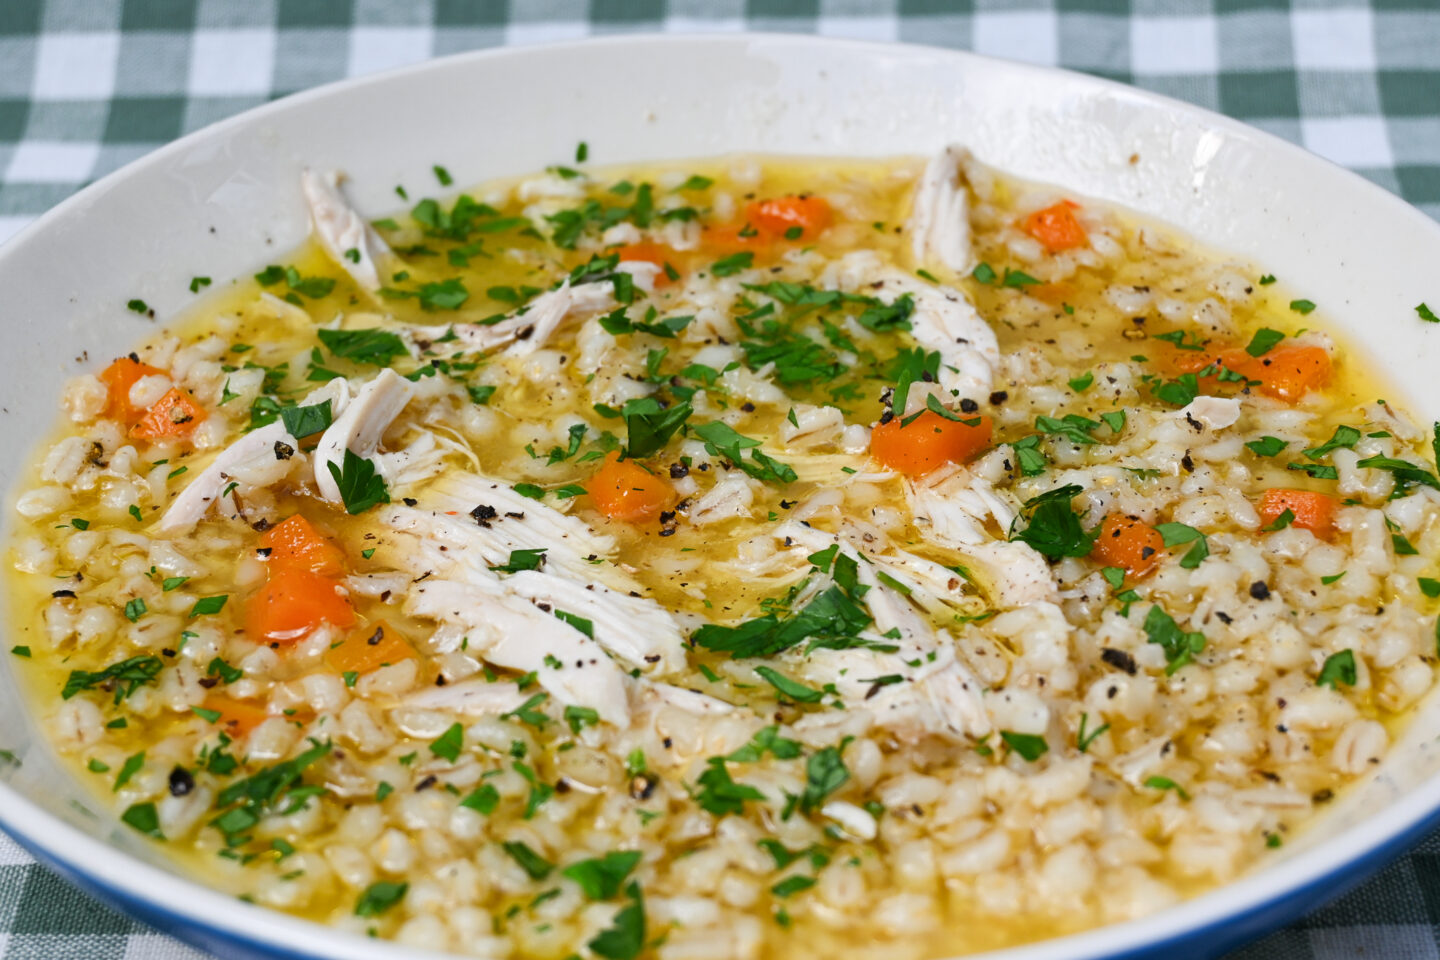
{"left": 1258, "top": 489, "right": 1339, "bottom": 537}
{"left": 1246, "top": 345, "right": 1332, "bottom": 402}
{"left": 870, "top": 412, "right": 993, "bottom": 477}
{"left": 1161, "top": 342, "right": 1332, "bottom": 404}
{"left": 130, "top": 388, "right": 207, "bottom": 441}
{"left": 1031, "top": 281, "right": 1075, "bottom": 306}
{"left": 99, "top": 356, "right": 167, "bottom": 424}
{"left": 259, "top": 515, "right": 347, "bottom": 577}
{"left": 325, "top": 621, "right": 415, "bottom": 676}
{"left": 1090, "top": 514, "right": 1166, "bottom": 579}
{"left": 245, "top": 568, "right": 356, "bottom": 644}
{"left": 587, "top": 452, "right": 674, "bottom": 522}
{"left": 1022, "top": 201, "right": 1087, "bottom": 253}
{"left": 701, "top": 221, "right": 776, "bottom": 257}
{"left": 200, "top": 695, "right": 271, "bottom": 738}
{"left": 745, "top": 195, "right": 832, "bottom": 242}
{"left": 616, "top": 242, "right": 677, "bottom": 285}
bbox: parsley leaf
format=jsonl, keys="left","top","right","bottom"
{"left": 316, "top": 328, "right": 408, "bottom": 367}
{"left": 1245, "top": 328, "right": 1286, "bottom": 357}
{"left": 563, "top": 850, "right": 642, "bottom": 900}
{"left": 754, "top": 666, "right": 825, "bottom": 703}
{"left": 1010, "top": 485, "right": 1097, "bottom": 559}
{"left": 588, "top": 882, "right": 646, "bottom": 960}
{"left": 1000, "top": 731, "right": 1048, "bottom": 762}
{"left": 711, "top": 252, "right": 754, "bottom": 277}
{"left": 621, "top": 398, "right": 692, "bottom": 459}
{"left": 1155, "top": 522, "right": 1208, "bottom": 569}
{"left": 798, "top": 746, "right": 849, "bottom": 813}
{"left": 502, "top": 840, "right": 554, "bottom": 879}
{"left": 1418, "top": 303, "right": 1439, "bottom": 324}
{"left": 726, "top": 725, "right": 803, "bottom": 763}
{"left": 355, "top": 881, "right": 407, "bottom": 917}
{"left": 489, "top": 548, "right": 547, "bottom": 573}
{"left": 430, "top": 723, "right": 464, "bottom": 762}
{"left": 695, "top": 758, "right": 765, "bottom": 816}
{"left": 1317, "top": 649, "right": 1356, "bottom": 689}
{"left": 1304, "top": 425, "right": 1360, "bottom": 460}
{"left": 1143, "top": 605, "right": 1206, "bottom": 674}
{"left": 62, "top": 655, "right": 163, "bottom": 704}
{"left": 326, "top": 448, "right": 390, "bottom": 514}
{"left": 279, "top": 400, "right": 333, "bottom": 438}
{"left": 1246, "top": 436, "right": 1288, "bottom": 457}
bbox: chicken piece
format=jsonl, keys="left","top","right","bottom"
{"left": 506, "top": 570, "right": 688, "bottom": 675}
{"left": 301, "top": 169, "right": 393, "bottom": 292}
{"left": 401, "top": 279, "right": 616, "bottom": 358}
{"left": 156, "top": 378, "right": 351, "bottom": 535}
{"left": 686, "top": 471, "right": 756, "bottom": 526}
{"left": 906, "top": 473, "right": 1059, "bottom": 608}
{"left": 314, "top": 369, "right": 414, "bottom": 503}
{"left": 381, "top": 472, "right": 618, "bottom": 581}
{"left": 763, "top": 523, "right": 991, "bottom": 741}
{"left": 405, "top": 579, "right": 631, "bottom": 725}
{"left": 822, "top": 251, "right": 998, "bottom": 403}
{"left": 156, "top": 422, "right": 296, "bottom": 535}
{"left": 908, "top": 145, "right": 975, "bottom": 274}
{"left": 1177, "top": 396, "right": 1242, "bottom": 431}
{"left": 401, "top": 679, "right": 531, "bottom": 716}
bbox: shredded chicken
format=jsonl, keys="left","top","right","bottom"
{"left": 157, "top": 378, "right": 350, "bottom": 535}
{"left": 907, "top": 474, "right": 1059, "bottom": 607}
{"left": 301, "top": 169, "right": 392, "bottom": 291}
{"left": 405, "top": 579, "right": 632, "bottom": 725}
{"left": 314, "top": 369, "right": 414, "bottom": 504}
{"left": 822, "top": 251, "right": 998, "bottom": 403}
{"left": 402, "top": 280, "right": 616, "bottom": 357}
{"left": 908, "top": 145, "right": 975, "bottom": 274}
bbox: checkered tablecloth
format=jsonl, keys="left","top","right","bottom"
{"left": 2, "top": 1, "right": 1440, "bottom": 958}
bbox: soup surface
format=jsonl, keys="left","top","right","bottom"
{"left": 8, "top": 150, "right": 1440, "bottom": 960}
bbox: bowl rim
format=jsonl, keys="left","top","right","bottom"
{"left": 3, "top": 30, "right": 1440, "bottom": 960}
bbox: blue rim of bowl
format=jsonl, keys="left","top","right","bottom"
{"left": 2, "top": 31, "right": 1440, "bottom": 960}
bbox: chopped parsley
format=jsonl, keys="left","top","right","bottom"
{"left": 1303, "top": 425, "right": 1360, "bottom": 460}
{"left": 121, "top": 802, "right": 163, "bottom": 838}
{"left": 1418, "top": 303, "right": 1439, "bottom": 324}
{"left": 316, "top": 328, "right": 408, "bottom": 367}
{"left": 1245, "top": 436, "right": 1288, "bottom": 457}
{"left": 588, "top": 881, "right": 646, "bottom": 960}
{"left": 430, "top": 723, "right": 464, "bottom": 762}
{"left": 502, "top": 840, "right": 554, "bottom": 879}
{"left": 1155, "top": 522, "right": 1208, "bottom": 569}
{"left": 1290, "top": 299, "right": 1316, "bottom": 315}
{"left": 694, "top": 758, "right": 765, "bottom": 816}
{"left": 562, "top": 850, "right": 642, "bottom": 900}
{"left": 1144, "top": 776, "right": 1190, "bottom": 800}
{"left": 355, "top": 881, "right": 408, "bottom": 917}
{"left": 1245, "top": 328, "right": 1285, "bottom": 357}
{"left": 711, "top": 252, "right": 754, "bottom": 277}
{"left": 189, "top": 594, "right": 228, "bottom": 617}
{"left": 327, "top": 448, "right": 390, "bottom": 514}
{"left": 1143, "top": 604, "right": 1205, "bottom": 674}
{"left": 797, "top": 745, "right": 849, "bottom": 814}
{"left": 1010, "top": 485, "right": 1097, "bottom": 559}
{"left": 1317, "top": 649, "right": 1357, "bottom": 689}
{"left": 62, "top": 655, "right": 163, "bottom": 704}
{"left": 753, "top": 666, "right": 825, "bottom": 703}
{"left": 1000, "top": 731, "right": 1048, "bottom": 762}
{"left": 279, "top": 400, "right": 334, "bottom": 438}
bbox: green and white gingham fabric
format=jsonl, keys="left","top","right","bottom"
{"left": 2, "top": 1, "right": 1440, "bottom": 958}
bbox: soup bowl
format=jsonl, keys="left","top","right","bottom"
{"left": 2, "top": 33, "right": 1440, "bottom": 960}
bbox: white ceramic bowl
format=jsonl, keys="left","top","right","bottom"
{"left": 3, "top": 34, "right": 1440, "bottom": 960}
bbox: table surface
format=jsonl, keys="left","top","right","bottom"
{"left": 3, "top": 1, "right": 1440, "bottom": 958}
